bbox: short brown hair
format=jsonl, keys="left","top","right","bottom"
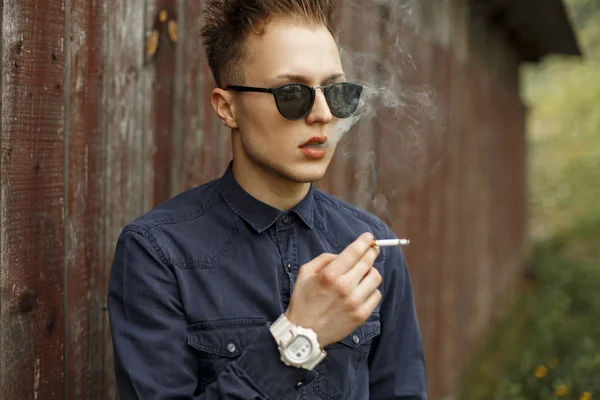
{"left": 201, "top": 0, "right": 336, "bottom": 88}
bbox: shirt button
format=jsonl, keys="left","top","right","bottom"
{"left": 226, "top": 343, "right": 237, "bottom": 353}
{"left": 352, "top": 335, "right": 360, "bottom": 344}
{"left": 295, "top": 381, "right": 304, "bottom": 389}
{"left": 282, "top": 215, "right": 290, "bottom": 224}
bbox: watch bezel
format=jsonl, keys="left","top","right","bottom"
{"left": 282, "top": 333, "right": 314, "bottom": 364}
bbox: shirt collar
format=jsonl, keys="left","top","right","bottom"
{"left": 219, "top": 162, "right": 315, "bottom": 233}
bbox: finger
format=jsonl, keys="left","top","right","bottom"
{"left": 322, "top": 232, "right": 373, "bottom": 275}
{"left": 343, "top": 246, "right": 379, "bottom": 286}
{"left": 360, "top": 288, "right": 382, "bottom": 316}
{"left": 352, "top": 267, "right": 382, "bottom": 302}
{"left": 299, "top": 252, "right": 337, "bottom": 274}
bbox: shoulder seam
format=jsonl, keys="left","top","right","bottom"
{"left": 134, "top": 193, "right": 224, "bottom": 235}
{"left": 121, "top": 226, "right": 171, "bottom": 270}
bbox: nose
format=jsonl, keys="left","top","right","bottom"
{"left": 306, "top": 88, "right": 333, "bottom": 125}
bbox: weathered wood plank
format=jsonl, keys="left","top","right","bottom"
{"left": 330, "top": 1, "right": 354, "bottom": 203}
{"left": 346, "top": 0, "right": 378, "bottom": 213}
{"left": 447, "top": 55, "right": 467, "bottom": 376}
{"left": 145, "top": 0, "right": 183, "bottom": 206}
{"left": 180, "top": 0, "right": 230, "bottom": 187}
{"left": 103, "top": 0, "right": 147, "bottom": 398}
{"left": 470, "top": 63, "right": 494, "bottom": 356}
{"left": 447, "top": 0, "right": 470, "bottom": 378}
{"left": 172, "top": 0, "right": 187, "bottom": 195}
{"left": 405, "top": 26, "right": 441, "bottom": 400}
{"left": 429, "top": 42, "right": 454, "bottom": 396}
{"left": 314, "top": 2, "right": 345, "bottom": 197}
{"left": 370, "top": 1, "right": 404, "bottom": 227}
{"left": 65, "top": 0, "right": 107, "bottom": 398}
{"left": 427, "top": 5, "right": 455, "bottom": 396}
{"left": 382, "top": 0, "right": 425, "bottom": 315}
{"left": 0, "top": 0, "right": 67, "bottom": 398}
{"left": 181, "top": 0, "right": 215, "bottom": 189}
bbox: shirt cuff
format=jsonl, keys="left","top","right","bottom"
{"left": 237, "top": 326, "right": 318, "bottom": 400}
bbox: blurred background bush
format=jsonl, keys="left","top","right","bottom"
{"left": 458, "top": 0, "right": 600, "bottom": 398}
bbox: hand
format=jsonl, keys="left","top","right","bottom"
{"left": 284, "top": 232, "right": 382, "bottom": 348}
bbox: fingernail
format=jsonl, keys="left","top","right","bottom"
{"left": 366, "top": 232, "right": 374, "bottom": 241}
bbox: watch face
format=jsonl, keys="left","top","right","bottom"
{"left": 286, "top": 335, "right": 313, "bottom": 363}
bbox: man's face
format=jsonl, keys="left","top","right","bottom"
{"left": 230, "top": 17, "right": 345, "bottom": 183}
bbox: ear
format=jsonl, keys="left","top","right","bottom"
{"left": 211, "top": 88, "right": 239, "bottom": 129}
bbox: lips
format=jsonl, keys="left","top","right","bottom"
{"left": 300, "top": 136, "right": 328, "bottom": 148}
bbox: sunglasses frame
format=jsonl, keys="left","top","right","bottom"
{"left": 225, "top": 82, "right": 363, "bottom": 121}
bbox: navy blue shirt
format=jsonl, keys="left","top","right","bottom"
{"left": 108, "top": 162, "right": 427, "bottom": 399}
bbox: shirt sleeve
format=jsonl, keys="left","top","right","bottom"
{"left": 107, "top": 228, "right": 316, "bottom": 400}
{"left": 368, "top": 224, "right": 428, "bottom": 400}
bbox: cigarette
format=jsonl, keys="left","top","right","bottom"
{"left": 372, "top": 239, "right": 410, "bottom": 247}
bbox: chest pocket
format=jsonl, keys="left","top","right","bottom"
{"left": 314, "top": 315, "right": 381, "bottom": 400}
{"left": 187, "top": 318, "right": 267, "bottom": 395}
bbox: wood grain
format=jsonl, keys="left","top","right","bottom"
{"left": 181, "top": 0, "right": 212, "bottom": 189}
{"left": 65, "top": 0, "right": 107, "bottom": 398}
{"left": 145, "top": 0, "right": 183, "bottom": 206}
{"left": 0, "top": 0, "right": 67, "bottom": 397}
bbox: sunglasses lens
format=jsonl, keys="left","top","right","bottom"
{"left": 325, "top": 83, "right": 363, "bottom": 118}
{"left": 274, "top": 84, "right": 313, "bottom": 120}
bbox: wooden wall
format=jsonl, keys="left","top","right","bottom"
{"left": 0, "top": 0, "right": 528, "bottom": 398}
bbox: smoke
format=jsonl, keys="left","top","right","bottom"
{"left": 330, "top": 0, "right": 446, "bottom": 223}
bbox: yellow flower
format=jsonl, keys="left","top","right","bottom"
{"left": 534, "top": 365, "right": 548, "bottom": 378}
{"left": 580, "top": 392, "right": 592, "bottom": 400}
{"left": 549, "top": 357, "right": 559, "bottom": 368}
{"left": 556, "top": 385, "right": 569, "bottom": 396}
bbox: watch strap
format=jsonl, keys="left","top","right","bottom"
{"left": 270, "top": 314, "right": 295, "bottom": 345}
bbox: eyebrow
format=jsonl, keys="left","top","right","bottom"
{"left": 271, "top": 73, "right": 346, "bottom": 86}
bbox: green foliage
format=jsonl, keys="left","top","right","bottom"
{"left": 457, "top": 220, "right": 600, "bottom": 399}
{"left": 492, "top": 227, "right": 600, "bottom": 399}
{"left": 523, "top": 0, "right": 600, "bottom": 238}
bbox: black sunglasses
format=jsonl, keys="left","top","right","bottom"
{"left": 225, "top": 82, "right": 363, "bottom": 121}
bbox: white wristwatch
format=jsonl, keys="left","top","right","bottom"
{"left": 269, "top": 314, "right": 326, "bottom": 371}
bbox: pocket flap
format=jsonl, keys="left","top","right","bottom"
{"left": 187, "top": 318, "right": 267, "bottom": 357}
{"left": 339, "top": 315, "right": 381, "bottom": 348}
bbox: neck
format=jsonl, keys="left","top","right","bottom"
{"left": 232, "top": 156, "right": 310, "bottom": 212}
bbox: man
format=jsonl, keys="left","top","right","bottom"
{"left": 107, "top": 0, "right": 427, "bottom": 399}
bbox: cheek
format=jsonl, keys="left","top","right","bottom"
{"left": 238, "top": 99, "right": 291, "bottom": 148}
{"left": 240, "top": 95, "right": 280, "bottom": 122}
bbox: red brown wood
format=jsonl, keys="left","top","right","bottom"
{"left": 65, "top": 0, "right": 107, "bottom": 398}
{"left": 432, "top": 41, "right": 454, "bottom": 393}
{"left": 181, "top": 0, "right": 211, "bottom": 190}
{"left": 0, "top": 0, "right": 67, "bottom": 398}
{"left": 447, "top": 53, "right": 466, "bottom": 376}
{"left": 146, "top": 0, "right": 182, "bottom": 206}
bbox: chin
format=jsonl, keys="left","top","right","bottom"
{"left": 279, "top": 161, "right": 330, "bottom": 184}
